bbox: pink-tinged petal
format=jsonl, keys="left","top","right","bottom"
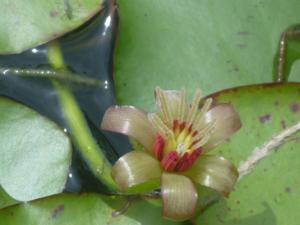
{"left": 111, "top": 151, "right": 161, "bottom": 193}
{"left": 161, "top": 173, "right": 198, "bottom": 221}
{"left": 202, "top": 103, "right": 241, "bottom": 150}
{"left": 184, "top": 155, "right": 238, "bottom": 196}
{"left": 101, "top": 106, "right": 156, "bottom": 151}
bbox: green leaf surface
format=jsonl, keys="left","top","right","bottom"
{"left": 0, "top": 193, "right": 187, "bottom": 225}
{"left": 0, "top": 186, "right": 18, "bottom": 209}
{"left": 197, "top": 83, "right": 300, "bottom": 225}
{"left": 115, "top": 0, "right": 300, "bottom": 110}
{"left": 0, "top": 0, "right": 103, "bottom": 54}
{"left": 0, "top": 97, "right": 71, "bottom": 202}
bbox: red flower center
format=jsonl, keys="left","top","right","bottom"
{"left": 152, "top": 120, "right": 203, "bottom": 172}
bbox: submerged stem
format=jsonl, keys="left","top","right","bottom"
{"left": 47, "top": 41, "right": 119, "bottom": 192}
{"left": 0, "top": 67, "right": 101, "bottom": 87}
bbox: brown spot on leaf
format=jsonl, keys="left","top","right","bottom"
{"left": 233, "top": 65, "right": 239, "bottom": 72}
{"left": 236, "top": 200, "right": 240, "bottom": 204}
{"left": 284, "top": 187, "right": 292, "bottom": 193}
{"left": 52, "top": 204, "right": 65, "bottom": 219}
{"left": 237, "top": 44, "right": 247, "bottom": 49}
{"left": 259, "top": 114, "right": 271, "bottom": 123}
{"left": 49, "top": 11, "right": 59, "bottom": 18}
{"left": 225, "top": 138, "right": 231, "bottom": 143}
{"left": 290, "top": 103, "right": 299, "bottom": 113}
{"left": 281, "top": 120, "right": 287, "bottom": 129}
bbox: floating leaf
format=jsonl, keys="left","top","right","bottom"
{"left": 0, "top": 186, "right": 18, "bottom": 209}
{"left": 0, "top": 97, "right": 71, "bottom": 202}
{"left": 0, "top": 193, "right": 187, "bottom": 225}
{"left": 0, "top": 0, "right": 104, "bottom": 54}
{"left": 115, "top": 0, "right": 300, "bottom": 110}
{"left": 196, "top": 83, "right": 300, "bottom": 225}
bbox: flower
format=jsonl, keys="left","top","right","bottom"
{"left": 101, "top": 87, "right": 241, "bottom": 221}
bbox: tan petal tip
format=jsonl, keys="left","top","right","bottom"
{"left": 111, "top": 151, "right": 161, "bottom": 193}
{"left": 161, "top": 173, "right": 198, "bottom": 221}
{"left": 101, "top": 105, "right": 155, "bottom": 151}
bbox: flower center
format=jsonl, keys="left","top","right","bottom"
{"left": 148, "top": 88, "right": 216, "bottom": 172}
{"left": 152, "top": 120, "right": 204, "bottom": 172}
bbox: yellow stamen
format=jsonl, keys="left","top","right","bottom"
{"left": 183, "top": 134, "right": 192, "bottom": 148}
{"left": 156, "top": 87, "right": 173, "bottom": 127}
{"left": 174, "top": 126, "right": 181, "bottom": 138}
{"left": 192, "top": 135, "right": 210, "bottom": 149}
{"left": 187, "top": 89, "right": 202, "bottom": 126}
{"left": 193, "top": 98, "right": 213, "bottom": 129}
{"left": 164, "top": 138, "right": 177, "bottom": 154}
{"left": 179, "top": 89, "right": 187, "bottom": 122}
{"left": 193, "top": 121, "right": 215, "bottom": 140}
{"left": 176, "top": 127, "right": 189, "bottom": 145}
{"left": 148, "top": 113, "right": 174, "bottom": 140}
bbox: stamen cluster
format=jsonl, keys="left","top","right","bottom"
{"left": 149, "top": 88, "right": 215, "bottom": 172}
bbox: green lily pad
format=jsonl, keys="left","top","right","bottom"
{"left": 0, "top": 97, "right": 71, "bottom": 203}
{"left": 0, "top": 193, "right": 187, "bottom": 225}
{"left": 197, "top": 83, "right": 300, "bottom": 225}
{"left": 1, "top": 83, "right": 299, "bottom": 224}
{"left": 115, "top": 0, "right": 300, "bottom": 110}
{"left": 0, "top": 186, "right": 18, "bottom": 209}
{"left": 0, "top": 0, "right": 103, "bottom": 54}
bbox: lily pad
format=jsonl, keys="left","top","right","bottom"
{"left": 0, "top": 97, "right": 71, "bottom": 202}
{"left": 115, "top": 0, "right": 300, "bottom": 110}
{"left": 1, "top": 83, "right": 299, "bottom": 224}
{"left": 197, "top": 83, "right": 300, "bottom": 225}
{"left": 0, "top": 193, "right": 187, "bottom": 225}
{"left": 0, "top": 186, "right": 18, "bottom": 209}
{"left": 0, "top": 0, "right": 103, "bottom": 54}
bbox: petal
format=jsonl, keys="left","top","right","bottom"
{"left": 161, "top": 173, "right": 198, "bottom": 221}
{"left": 111, "top": 151, "right": 161, "bottom": 193}
{"left": 184, "top": 155, "right": 238, "bottom": 196}
{"left": 202, "top": 103, "right": 241, "bottom": 150}
{"left": 101, "top": 106, "right": 156, "bottom": 151}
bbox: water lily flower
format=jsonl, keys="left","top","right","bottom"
{"left": 101, "top": 87, "right": 241, "bottom": 221}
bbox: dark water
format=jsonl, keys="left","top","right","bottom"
{"left": 0, "top": 0, "right": 130, "bottom": 193}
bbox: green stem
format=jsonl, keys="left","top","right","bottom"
{"left": 47, "top": 41, "right": 119, "bottom": 192}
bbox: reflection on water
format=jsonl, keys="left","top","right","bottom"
{"left": 0, "top": 0, "right": 130, "bottom": 193}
